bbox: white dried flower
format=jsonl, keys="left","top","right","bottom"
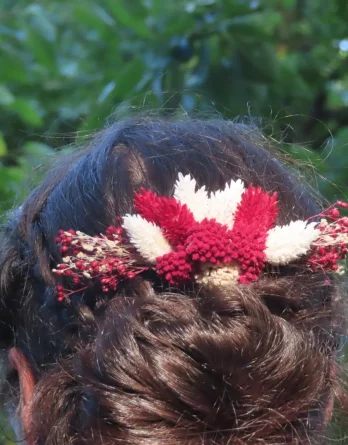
{"left": 265, "top": 220, "right": 320, "bottom": 265}
{"left": 174, "top": 173, "right": 245, "bottom": 227}
{"left": 174, "top": 173, "right": 209, "bottom": 222}
{"left": 207, "top": 179, "right": 245, "bottom": 228}
{"left": 123, "top": 214, "right": 172, "bottom": 263}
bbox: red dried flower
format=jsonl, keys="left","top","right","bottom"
{"left": 185, "top": 219, "right": 231, "bottom": 264}
{"left": 53, "top": 227, "right": 144, "bottom": 301}
{"left": 229, "top": 185, "right": 279, "bottom": 283}
{"left": 156, "top": 247, "right": 192, "bottom": 284}
{"left": 134, "top": 188, "right": 195, "bottom": 245}
{"left": 308, "top": 214, "right": 348, "bottom": 273}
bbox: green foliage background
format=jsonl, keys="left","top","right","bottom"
{"left": 0, "top": 0, "right": 348, "bottom": 442}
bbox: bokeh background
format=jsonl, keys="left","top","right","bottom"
{"left": 1, "top": 0, "right": 348, "bottom": 442}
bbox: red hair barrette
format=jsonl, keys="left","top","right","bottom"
{"left": 53, "top": 174, "right": 348, "bottom": 302}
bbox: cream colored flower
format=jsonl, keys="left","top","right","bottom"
{"left": 123, "top": 214, "right": 172, "bottom": 263}
{"left": 195, "top": 263, "right": 240, "bottom": 288}
{"left": 265, "top": 221, "right": 320, "bottom": 265}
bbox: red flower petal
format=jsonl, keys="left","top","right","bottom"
{"left": 229, "top": 185, "right": 279, "bottom": 283}
{"left": 232, "top": 185, "right": 279, "bottom": 233}
{"left": 134, "top": 188, "right": 195, "bottom": 245}
{"left": 134, "top": 189, "right": 163, "bottom": 224}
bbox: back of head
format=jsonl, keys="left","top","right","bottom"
{"left": 0, "top": 117, "right": 344, "bottom": 444}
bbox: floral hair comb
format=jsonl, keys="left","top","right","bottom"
{"left": 53, "top": 173, "right": 348, "bottom": 302}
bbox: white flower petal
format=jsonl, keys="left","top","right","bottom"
{"left": 174, "top": 173, "right": 209, "bottom": 222}
{"left": 207, "top": 179, "right": 245, "bottom": 228}
{"left": 265, "top": 220, "right": 320, "bottom": 265}
{"left": 122, "top": 215, "right": 172, "bottom": 263}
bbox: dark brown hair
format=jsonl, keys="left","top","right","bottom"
{"left": 0, "top": 118, "right": 344, "bottom": 444}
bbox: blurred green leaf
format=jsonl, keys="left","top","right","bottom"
{"left": 73, "top": 3, "right": 115, "bottom": 33}
{"left": 97, "top": 81, "right": 116, "bottom": 103}
{"left": 0, "top": 133, "right": 7, "bottom": 157}
{"left": 0, "top": 48, "right": 28, "bottom": 83}
{"left": 107, "top": 1, "right": 150, "bottom": 38}
{"left": 0, "top": 85, "right": 15, "bottom": 105}
{"left": 22, "top": 141, "right": 54, "bottom": 157}
{"left": 9, "top": 98, "right": 43, "bottom": 127}
{"left": 239, "top": 42, "right": 279, "bottom": 83}
{"left": 114, "top": 57, "right": 145, "bottom": 95}
{"left": 161, "top": 13, "right": 196, "bottom": 37}
{"left": 221, "top": 11, "right": 282, "bottom": 38}
{"left": 222, "top": 0, "right": 253, "bottom": 16}
{"left": 26, "top": 4, "right": 57, "bottom": 42}
{"left": 26, "top": 28, "right": 56, "bottom": 69}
